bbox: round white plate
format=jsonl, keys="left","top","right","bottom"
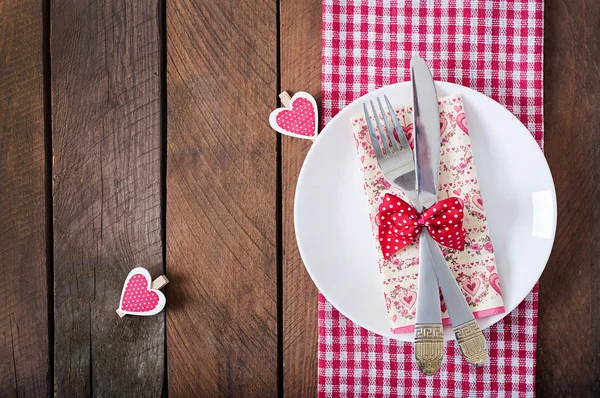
{"left": 295, "top": 81, "right": 556, "bottom": 341}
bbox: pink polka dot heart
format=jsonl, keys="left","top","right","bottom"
{"left": 121, "top": 274, "right": 160, "bottom": 312}
{"left": 269, "top": 92, "right": 318, "bottom": 140}
{"left": 117, "top": 267, "right": 166, "bottom": 316}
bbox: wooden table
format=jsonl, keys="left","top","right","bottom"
{"left": 0, "top": 0, "right": 597, "bottom": 396}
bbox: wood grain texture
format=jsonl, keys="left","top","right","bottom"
{"left": 51, "top": 0, "right": 164, "bottom": 395}
{"left": 280, "top": 0, "right": 321, "bottom": 395}
{"left": 0, "top": 1, "right": 48, "bottom": 396}
{"left": 539, "top": 1, "right": 600, "bottom": 396}
{"left": 166, "top": 0, "right": 278, "bottom": 396}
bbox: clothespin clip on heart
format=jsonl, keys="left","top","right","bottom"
{"left": 116, "top": 267, "right": 169, "bottom": 317}
{"left": 269, "top": 91, "right": 318, "bottom": 141}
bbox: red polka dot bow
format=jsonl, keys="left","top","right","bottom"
{"left": 377, "top": 193, "right": 466, "bottom": 260}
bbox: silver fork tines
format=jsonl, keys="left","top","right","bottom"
{"left": 363, "top": 103, "right": 383, "bottom": 159}
{"left": 370, "top": 100, "right": 394, "bottom": 156}
{"left": 384, "top": 96, "right": 411, "bottom": 150}
{"left": 377, "top": 98, "right": 399, "bottom": 153}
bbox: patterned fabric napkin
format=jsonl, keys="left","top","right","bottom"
{"left": 319, "top": 1, "right": 543, "bottom": 396}
{"left": 352, "top": 96, "right": 505, "bottom": 333}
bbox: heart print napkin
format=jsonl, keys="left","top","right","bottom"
{"left": 352, "top": 94, "right": 504, "bottom": 333}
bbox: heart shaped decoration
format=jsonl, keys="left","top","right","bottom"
{"left": 401, "top": 123, "right": 414, "bottom": 149}
{"left": 472, "top": 194, "right": 485, "bottom": 211}
{"left": 398, "top": 290, "right": 417, "bottom": 309}
{"left": 439, "top": 116, "right": 448, "bottom": 136}
{"left": 461, "top": 277, "right": 481, "bottom": 296}
{"left": 269, "top": 91, "right": 318, "bottom": 140}
{"left": 489, "top": 273, "right": 502, "bottom": 296}
{"left": 456, "top": 112, "right": 469, "bottom": 135}
{"left": 117, "top": 267, "right": 166, "bottom": 317}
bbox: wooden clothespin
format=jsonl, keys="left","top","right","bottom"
{"left": 279, "top": 91, "right": 292, "bottom": 108}
{"left": 151, "top": 275, "right": 169, "bottom": 290}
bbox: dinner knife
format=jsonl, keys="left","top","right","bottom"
{"left": 412, "top": 57, "right": 444, "bottom": 376}
{"left": 412, "top": 56, "right": 488, "bottom": 366}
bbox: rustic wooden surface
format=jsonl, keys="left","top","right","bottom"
{"left": 537, "top": 1, "right": 600, "bottom": 396}
{"left": 165, "top": 0, "right": 278, "bottom": 396}
{"left": 1, "top": 0, "right": 599, "bottom": 396}
{"left": 280, "top": 0, "right": 321, "bottom": 395}
{"left": 51, "top": 0, "right": 165, "bottom": 395}
{"left": 0, "top": 0, "right": 49, "bottom": 396}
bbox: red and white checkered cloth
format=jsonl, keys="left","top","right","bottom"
{"left": 319, "top": 1, "right": 543, "bottom": 396}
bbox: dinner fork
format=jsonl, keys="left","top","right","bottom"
{"left": 363, "top": 96, "right": 444, "bottom": 375}
{"left": 362, "top": 96, "right": 417, "bottom": 204}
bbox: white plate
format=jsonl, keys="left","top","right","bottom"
{"left": 295, "top": 81, "right": 556, "bottom": 342}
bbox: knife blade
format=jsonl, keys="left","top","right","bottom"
{"left": 411, "top": 55, "right": 488, "bottom": 366}
{"left": 412, "top": 56, "right": 444, "bottom": 376}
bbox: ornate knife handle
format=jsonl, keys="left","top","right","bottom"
{"left": 414, "top": 230, "right": 444, "bottom": 375}
{"left": 453, "top": 320, "right": 488, "bottom": 365}
{"left": 414, "top": 324, "right": 444, "bottom": 375}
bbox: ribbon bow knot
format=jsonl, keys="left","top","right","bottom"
{"left": 377, "top": 193, "right": 466, "bottom": 260}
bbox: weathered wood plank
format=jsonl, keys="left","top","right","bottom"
{"left": 280, "top": 0, "right": 321, "bottom": 395}
{"left": 166, "top": 0, "right": 278, "bottom": 395}
{"left": 539, "top": 0, "right": 600, "bottom": 395}
{"left": 0, "top": 1, "right": 48, "bottom": 396}
{"left": 51, "top": 0, "right": 164, "bottom": 395}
